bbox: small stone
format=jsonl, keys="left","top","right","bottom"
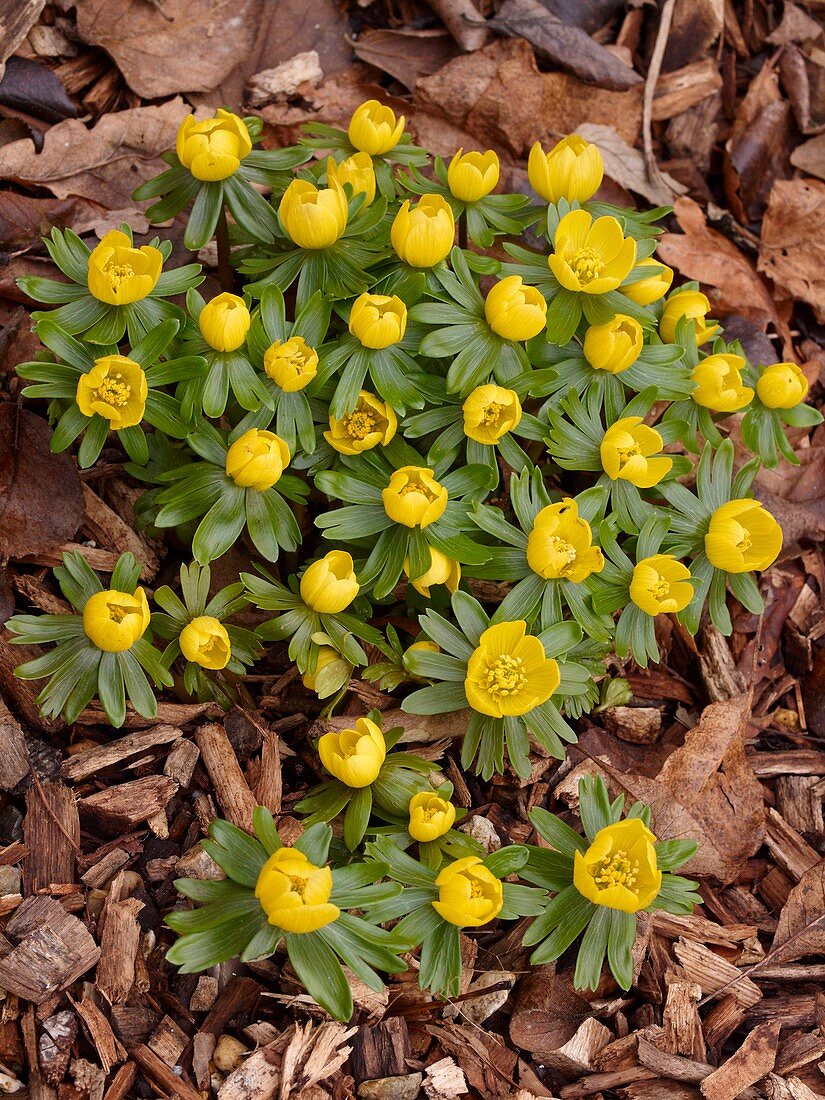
{"left": 458, "top": 814, "right": 500, "bottom": 852}
{"left": 358, "top": 1073, "right": 424, "bottom": 1100}
{"left": 213, "top": 1034, "right": 248, "bottom": 1073}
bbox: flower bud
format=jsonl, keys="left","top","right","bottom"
{"left": 623, "top": 257, "right": 673, "bottom": 306}
{"left": 433, "top": 857, "right": 503, "bottom": 927}
{"left": 302, "top": 646, "right": 347, "bottom": 692}
{"left": 199, "top": 293, "right": 251, "bottom": 352}
{"left": 326, "top": 153, "right": 376, "bottom": 204}
{"left": 600, "top": 417, "right": 672, "bottom": 488}
{"left": 484, "top": 276, "right": 547, "bottom": 341}
{"left": 404, "top": 548, "right": 461, "bottom": 598}
{"left": 347, "top": 100, "right": 405, "bottom": 155}
{"left": 391, "top": 194, "right": 455, "bottom": 268}
{"left": 757, "top": 362, "right": 809, "bottom": 409}
{"left": 255, "top": 848, "right": 339, "bottom": 933}
{"left": 447, "top": 149, "right": 499, "bottom": 202}
{"left": 349, "top": 293, "right": 407, "bottom": 349}
{"left": 583, "top": 315, "right": 643, "bottom": 374}
{"left": 76, "top": 355, "right": 147, "bottom": 429}
{"left": 263, "top": 336, "right": 318, "bottom": 392}
{"left": 318, "top": 716, "right": 386, "bottom": 787}
{"left": 691, "top": 353, "right": 753, "bottom": 412}
{"left": 325, "top": 391, "right": 397, "bottom": 454}
{"left": 629, "top": 555, "right": 693, "bottom": 617}
{"left": 87, "top": 229, "right": 162, "bottom": 306}
{"left": 300, "top": 551, "right": 359, "bottom": 613}
{"left": 705, "top": 499, "right": 782, "bottom": 573}
{"left": 278, "top": 179, "right": 348, "bottom": 250}
{"left": 528, "top": 135, "right": 603, "bottom": 204}
{"left": 179, "top": 616, "right": 231, "bottom": 670}
{"left": 225, "top": 429, "right": 290, "bottom": 491}
{"left": 659, "top": 290, "right": 719, "bottom": 345}
{"left": 176, "top": 109, "right": 252, "bottom": 181}
{"left": 382, "top": 466, "right": 448, "bottom": 529}
{"left": 408, "top": 792, "right": 456, "bottom": 842}
{"left": 83, "top": 588, "right": 150, "bottom": 652}
{"left": 462, "top": 385, "right": 522, "bottom": 444}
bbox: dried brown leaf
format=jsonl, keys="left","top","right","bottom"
{"left": 576, "top": 122, "right": 686, "bottom": 204}
{"left": 759, "top": 178, "right": 825, "bottom": 321}
{"left": 770, "top": 859, "right": 825, "bottom": 964}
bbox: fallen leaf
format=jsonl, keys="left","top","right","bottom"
{"left": 509, "top": 965, "right": 595, "bottom": 1060}
{"left": 790, "top": 132, "right": 825, "bottom": 180}
{"left": 770, "top": 858, "right": 825, "bottom": 964}
{"left": 0, "top": 192, "right": 104, "bottom": 252}
{"left": 662, "top": 0, "right": 724, "bottom": 71}
{"left": 351, "top": 29, "right": 460, "bottom": 93}
{"left": 0, "top": 57, "right": 77, "bottom": 123}
{"left": 758, "top": 178, "right": 825, "bottom": 323}
{"left": 767, "top": 3, "right": 823, "bottom": 45}
{"left": 577, "top": 122, "right": 686, "bottom": 204}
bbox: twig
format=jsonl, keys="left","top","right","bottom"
{"left": 642, "top": 0, "right": 677, "bottom": 186}
{"left": 215, "top": 206, "right": 234, "bottom": 294}
{"left": 426, "top": 0, "right": 489, "bottom": 52}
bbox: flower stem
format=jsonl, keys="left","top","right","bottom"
{"left": 216, "top": 205, "right": 233, "bottom": 293}
{"left": 458, "top": 215, "right": 468, "bottom": 252}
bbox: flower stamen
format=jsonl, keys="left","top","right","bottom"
{"left": 593, "top": 849, "right": 639, "bottom": 890}
{"left": 484, "top": 654, "right": 528, "bottom": 698}
{"left": 95, "top": 374, "right": 131, "bottom": 407}
{"left": 570, "top": 247, "right": 605, "bottom": 284}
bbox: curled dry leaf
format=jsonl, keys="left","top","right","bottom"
{"left": 759, "top": 178, "right": 825, "bottom": 323}
{"left": 769, "top": 858, "right": 825, "bottom": 964}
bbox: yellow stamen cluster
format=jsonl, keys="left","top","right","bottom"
{"left": 593, "top": 849, "right": 639, "bottom": 891}
{"left": 570, "top": 248, "right": 605, "bottom": 283}
{"left": 342, "top": 410, "right": 376, "bottom": 440}
{"left": 95, "top": 375, "right": 131, "bottom": 407}
{"left": 483, "top": 654, "right": 527, "bottom": 699}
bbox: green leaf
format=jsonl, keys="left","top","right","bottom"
{"left": 294, "top": 821, "right": 333, "bottom": 865}
{"left": 203, "top": 818, "right": 267, "bottom": 887}
{"left": 654, "top": 839, "right": 698, "bottom": 871}
{"left": 344, "top": 787, "right": 372, "bottom": 850}
{"left": 253, "top": 806, "right": 282, "bottom": 855}
{"left": 528, "top": 807, "right": 587, "bottom": 855}
{"left": 607, "top": 910, "right": 636, "bottom": 990}
{"left": 185, "top": 182, "right": 223, "bottom": 250}
{"left": 286, "top": 931, "right": 353, "bottom": 1021}
{"left": 166, "top": 912, "right": 266, "bottom": 973}
{"left": 573, "top": 905, "right": 611, "bottom": 991}
{"left": 97, "top": 650, "right": 126, "bottom": 728}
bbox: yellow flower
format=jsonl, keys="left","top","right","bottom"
{"left": 87, "top": 229, "right": 162, "bottom": 306}
{"left": 526, "top": 498, "right": 604, "bottom": 582}
{"left": 198, "top": 293, "right": 251, "bottom": 353}
{"left": 623, "top": 257, "right": 673, "bottom": 306}
{"left": 447, "top": 149, "right": 500, "bottom": 202}
{"left": 704, "top": 499, "right": 782, "bottom": 573}
{"left": 348, "top": 100, "right": 405, "bottom": 155}
{"left": 465, "top": 621, "right": 559, "bottom": 718}
{"left": 391, "top": 194, "right": 455, "bottom": 268}
{"left": 403, "top": 639, "right": 440, "bottom": 673}
{"left": 325, "top": 391, "right": 397, "bottom": 454}
{"left": 691, "top": 353, "right": 753, "bottom": 413}
{"left": 405, "top": 548, "right": 461, "bottom": 598}
{"left": 318, "top": 716, "right": 386, "bottom": 788}
{"left": 659, "top": 290, "right": 719, "bottom": 345}
{"left": 302, "top": 646, "right": 347, "bottom": 692}
{"left": 263, "top": 336, "right": 318, "bottom": 392}
{"left": 300, "top": 551, "right": 359, "bottom": 613}
{"left": 409, "top": 792, "right": 456, "bottom": 842}
{"left": 382, "top": 466, "right": 448, "bottom": 529}
{"left": 433, "top": 856, "right": 503, "bottom": 927}
{"left": 583, "top": 315, "right": 643, "bottom": 374}
{"left": 549, "top": 210, "right": 637, "bottom": 295}
{"left": 225, "top": 428, "right": 290, "bottom": 491}
{"left": 255, "top": 847, "right": 339, "bottom": 933}
{"left": 462, "top": 385, "right": 522, "bottom": 444}
{"left": 757, "top": 362, "right": 809, "bottom": 409}
{"left": 278, "top": 178, "right": 348, "bottom": 250}
{"left": 484, "top": 276, "right": 547, "bottom": 341}
{"left": 179, "top": 616, "right": 231, "bottom": 670}
{"left": 349, "top": 293, "right": 407, "bottom": 349}
{"left": 528, "top": 135, "right": 604, "bottom": 205}
{"left": 600, "top": 417, "right": 672, "bottom": 488}
{"left": 573, "top": 819, "right": 662, "bottom": 913}
{"left": 83, "top": 587, "right": 150, "bottom": 652}
{"left": 629, "top": 555, "right": 693, "bottom": 616}
{"left": 176, "top": 109, "right": 252, "bottom": 181}
{"left": 76, "top": 355, "right": 147, "bottom": 429}
{"left": 326, "top": 152, "right": 376, "bottom": 204}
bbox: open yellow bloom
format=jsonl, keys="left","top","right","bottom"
{"left": 409, "top": 792, "right": 456, "bottom": 842}
{"left": 225, "top": 428, "right": 289, "bottom": 491}
{"left": 659, "top": 290, "right": 719, "bottom": 345}
{"left": 87, "top": 230, "right": 162, "bottom": 306}
{"left": 176, "top": 109, "right": 252, "bottom": 181}
{"left": 462, "top": 385, "right": 522, "bottom": 444}
{"left": 549, "top": 210, "right": 636, "bottom": 295}
{"left": 264, "top": 336, "right": 318, "bottom": 392}
{"left": 327, "top": 152, "right": 376, "bottom": 204}
{"left": 382, "top": 466, "right": 448, "bottom": 529}
{"left": 623, "top": 257, "right": 673, "bottom": 306}
{"left": 630, "top": 555, "right": 693, "bottom": 616}
{"left": 348, "top": 100, "right": 405, "bottom": 155}
{"left": 484, "top": 276, "right": 547, "bottom": 341}
{"left": 573, "top": 819, "right": 662, "bottom": 913}
{"left": 447, "top": 149, "right": 500, "bottom": 202}
{"left": 300, "top": 551, "right": 359, "bottom": 614}
{"left": 465, "top": 621, "right": 559, "bottom": 718}
{"left": 691, "top": 353, "right": 753, "bottom": 413}
{"left": 528, "top": 135, "right": 603, "bottom": 205}
{"left": 279, "top": 179, "right": 348, "bottom": 250}
{"left": 83, "top": 587, "right": 150, "bottom": 652}
{"left": 302, "top": 646, "right": 346, "bottom": 692}
{"left": 179, "top": 616, "right": 231, "bottom": 670}
{"left": 391, "top": 194, "right": 455, "bottom": 268}
{"left": 318, "top": 716, "right": 386, "bottom": 788}
{"left": 757, "top": 362, "right": 809, "bottom": 409}
{"left": 325, "top": 391, "right": 397, "bottom": 454}
{"left": 583, "top": 315, "right": 643, "bottom": 374}
{"left": 526, "top": 498, "right": 604, "bottom": 582}
{"left": 349, "top": 293, "right": 407, "bottom": 349}
{"left": 405, "top": 548, "right": 461, "bottom": 598}
{"left": 255, "top": 848, "right": 339, "bottom": 933}
{"left": 705, "top": 499, "right": 782, "bottom": 573}
{"left": 76, "top": 355, "right": 147, "bottom": 429}
{"left": 199, "top": 293, "right": 251, "bottom": 353}
{"left": 600, "top": 417, "right": 672, "bottom": 488}
{"left": 433, "top": 856, "right": 503, "bottom": 927}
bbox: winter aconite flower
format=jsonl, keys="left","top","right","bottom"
{"left": 255, "top": 848, "right": 340, "bottom": 933}
{"left": 659, "top": 290, "right": 719, "bottom": 345}
{"left": 573, "top": 819, "right": 662, "bottom": 914}
{"left": 691, "top": 353, "right": 753, "bottom": 413}
{"left": 76, "top": 354, "right": 147, "bottom": 429}
{"left": 279, "top": 179, "right": 348, "bottom": 250}
{"left": 408, "top": 792, "right": 456, "bottom": 842}
{"left": 382, "top": 467, "right": 448, "bottom": 529}
{"left": 179, "top": 616, "right": 231, "bottom": 670}
{"left": 391, "top": 194, "right": 455, "bottom": 268}
{"left": 405, "top": 548, "right": 461, "bottom": 597}
{"left": 526, "top": 498, "right": 604, "bottom": 582}
{"left": 629, "top": 555, "right": 693, "bottom": 616}
{"left": 757, "top": 362, "right": 809, "bottom": 409}
{"left": 465, "top": 621, "right": 560, "bottom": 718}
{"left": 583, "top": 315, "right": 643, "bottom": 374}
{"left": 325, "top": 391, "right": 397, "bottom": 454}
{"left": 349, "top": 293, "right": 407, "bottom": 349}
{"left": 199, "top": 293, "right": 251, "bottom": 353}
{"left": 447, "top": 149, "right": 500, "bottom": 202}
{"left": 300, "top": 551, "right": 359, "bottom": 614}
{"left": 264, "top": 336, "right": 319, "bottom": 392}
{"left": 301, "top": 646, "right": 344, "bottom": 692}
{"left": 176, "top": 109, "right": 252, "bottom": 181}
{"left": 622, "top": 257, "right": 673, "bottom": 306}
{"left": 600, "top": 417, "right": 672, "bottom": 488}
{"left": 433, "top": 856, "right": 504, "bottom": 927}
{"left": 462, "top": 385, "right": 522, "bottom": 444}
{"left": 87, "top": 230, "right": 163, "bottom": 306}
{"left": 83, "top": 587, "right": 150, "bottom": 652}
{"left": 318, "top": 716, "right": 386, "bottom": 787}
{"left": 348, "top": 100, "right": 405, "bottom": 155}
{"left": 704, "top": 499, "right": 782, "bottom": 573}
{"left": 327, "top": 153, "right": 376, "bottom": 204}
{"left": 484, "top": 276, "right": 547, "bottom": 341}
{"left": 528, "top": 135, "right": 603, "bottom": 205}
{"left": 549, "top": 210, "right": 636, "bottom": 295}
{"left": 225, "top": 429, "right": 290, "bottom": 491}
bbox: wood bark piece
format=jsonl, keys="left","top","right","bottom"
{"left": 0, "top": 896, "right": 99, "bottom": 1003}
{"left": 650, "top": 912, "right": 757, "bottom": 945}
{"left": 81, "top": 484, "right": 159, "bottom": 581}
{"left": 541, "top": 1018, "right": 613, "bottom": 1077}
{"left": 62, "top": 725, "right": 182, "bottom": 781}
{"left": 96, "top": 890, "right": 143, "bottom": 1006}
{"left": 351, "top": 1017, "right": 411, "bottom": 1082}
{"left": 700, "top": 1021, "right": 780, "bottom": 1100}
{"left": 673, "top": 940, "right": 762, "bottom": 1009}
{"left": 776, "top": 776, "right": 825, "bottom": 834}
{"left": 763, "top": 808, "right": 821, "bottom": 881}
{"left": 102, "top": 1061, "right": 136, "bottom": 1100}
{"left": 148, "top": 1014, "right": 188, "bottom": 1067}
{"left": 130, "top": 1044, "right": 202, "bottom": 1100}
{"left": 0, "top": 700, "right": 30, "bottom": 790}
{"left": 662, "top": 981, "right": 706, "bottom": 1061}
{"left": 23, "top": 780, "right": 79, "bottom": 893}
{"left": 604, "top": 706, "right": 662, "bottom": 744}
{"left": 38, "top": 1009, "right": 78, "bottom": 1086}
{"left": 78, "top": 775, "right": 177, "bottom": 834}
{"left": 217, "top": 1044, "right": 280, "bottom": 1100}
{"left": 71, "top": 993, "right": 125, "bottom": 1074}
{"left": 195, "top": 724, "right": 258, "bottom": 834}
{"left": 652, "top": 58, "right": 722, "bottom": 120}
{"left": 163, "top": 739, "right": 200, "bottom": 787}
{"left": 80, "top": 848, "right": 130, "bottom": 889}
{"left": 246, "top": 51, "right": 323, "bottom": 106}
